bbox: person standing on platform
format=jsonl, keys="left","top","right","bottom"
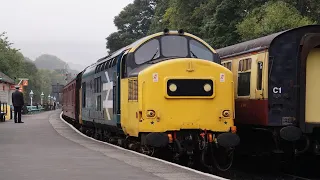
{"left": 12, "top": 86, "right": 24, "bottom": 123}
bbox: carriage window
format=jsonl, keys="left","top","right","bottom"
{"left": 161, "top": 36, "right": 188, "bottom": 57}
{"left": 222, "top": 62, "right": 232, "bottom": 70}
{"left": 189, "top": 40, "right": 213, "bottom": 61}
{"left": 134, "top": 39, "right": 160, "bottom": 64}
{"left": 238, "top": 58, "right": 252, "bottom": 96}
{"left": 257, "top": 62, "right": 263, "bottom": 90}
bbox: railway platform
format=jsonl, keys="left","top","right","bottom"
{"left": 0, "top": 110, "right": 226, "bottom": 180}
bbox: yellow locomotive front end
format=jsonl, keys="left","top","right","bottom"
{"left": 121, "top": 30, "right": 239, "bottom": 171}
{"left": 137, "top": 59, "right": 236, "bottom": 138}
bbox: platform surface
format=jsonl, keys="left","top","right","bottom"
{"left": 0, "top": 110, "right": 225, "bottom": 180}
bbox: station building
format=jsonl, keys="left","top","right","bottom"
{"left": 0, "top": 71, "right": 15, "bottom": 105}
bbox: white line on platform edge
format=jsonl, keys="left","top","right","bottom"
{"left": 59, "top": 112, "right": 228, "bottom": 180}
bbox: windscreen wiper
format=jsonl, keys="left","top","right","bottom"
{"left": 190, "top": 51, "right": 198, "bottom": 58}
{"left": 150, "top": 49, "right": 159, "bottom": 61}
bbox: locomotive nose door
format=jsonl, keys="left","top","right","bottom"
{"left": 305, "top": 47, "right": 320, "bottom": 123}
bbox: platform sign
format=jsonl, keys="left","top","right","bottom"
{"left": 10, "top": 85, "right": 15, "bottom": 90}
{"left": 22, "top": 80, "right": 28, "bottom": 86}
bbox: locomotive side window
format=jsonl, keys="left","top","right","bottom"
{"left": 189, "top": 39, "right": 214, "bottom": 61}
{"left": 161, "top": 36, "right": 188, "bottom": 57}
{"left": 257, "top": 62, "right": 263, "bottom": 90}
{"left": 82, "top": 82, "right": 86, "bottom": 107}
{"left": 97, "top": 95, "right": 101, "bottom": 111}
{"left": 94, "top": 77, "right": 101, "bottom": 93}
{"left": 94, "top": 78, "right": 97, "bottom": 93}
{"left": 238, "top": 58, "right": 252, "bottom": 96}
{"left": 98, "top": 76, "right": 101, "bottom": 93}
{"left": 134, "top": 39, "right": 160, "bottom": 65}
{"left": 104, "top": 61, "right": 109, "bottom": 69}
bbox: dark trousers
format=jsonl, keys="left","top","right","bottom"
{"left": 14, "top": 106, "right": 22, "bottom": 123}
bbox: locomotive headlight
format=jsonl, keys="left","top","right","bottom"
{"left": 169, "top": 83, "right": 177, "bottom": 92}
{"left": 203, "top": 83, "right": 212, "bottom": 92}
{"left": 222, "top": 110, "right": 230, "bottom": 117}
{"left": 146, "top": 110, "right": 156, "bottom": 117}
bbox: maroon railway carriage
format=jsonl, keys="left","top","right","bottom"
{"left": 62, "top": 79, "right": 77, "bottom": 121}
{"left": 216, "top": 25, "right": 320, "bottom": 157}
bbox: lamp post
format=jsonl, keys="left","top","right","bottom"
{"left": 41, "top": 92, "right": 44, "bottom": 105}
{"left": 29, "top": 90, "right": 34, "bottom": 106}
{"left": 48, "top": 95, "right": 51, "bottom": 105}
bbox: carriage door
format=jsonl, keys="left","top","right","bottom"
{"left": 305, "top": 47, "right": 320, "bottom": 123}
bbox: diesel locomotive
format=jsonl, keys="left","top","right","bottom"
{"left": 62, "top": 29, "right": 240, "bottom": 171}
{"left": 216, "top": 25, "right": 320, "bottom": 159}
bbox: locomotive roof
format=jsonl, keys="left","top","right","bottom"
{"left": 82, "top": 30, "right": 217, "bottom": 78}
{"left": 216, "top": 25, "right": 320, "bottom": 59}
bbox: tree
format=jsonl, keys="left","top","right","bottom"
{"left": 282, "top": 0, "right": 320, "bottom": 23}
{"left": 236, "top": 1, "right": 316, "bottom": 41}
{"left": 0, "top": 33, "right": 67, "bottom": 104}
{"left": 197, "top": 0, "right": 243, "bottom": 48}
{"left": 106, "top": 0, "right": 157, "bottom": 54}
{"left": 162, "top": 0, "right": 205, "bottom": 36}
{"left": 148, "top": 0, "right": 170, "bottom": 34}
{"left": 106, "top": 32, "right": 136, "bottom": 54}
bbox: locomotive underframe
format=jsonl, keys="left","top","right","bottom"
{"left": 63, "top": 112, "right": 239, "bottom": 172}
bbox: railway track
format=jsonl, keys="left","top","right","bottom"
{"left": 61, "top": 116, "right": 316, "bottom": 180}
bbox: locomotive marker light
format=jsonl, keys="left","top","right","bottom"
{"left": 163, "top": 28, "right": 169, "bottom": 34}
{"left": 29, "top": 90, "right": 34, "bottom": 106}
{"left": 40, "top": 92, "right": 44, "bottom": 105}
{"left": 178, "top": 29, "right": 184, "bottom": 35}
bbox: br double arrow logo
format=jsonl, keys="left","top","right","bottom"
{"left": 103, "top": 71, "right": 113, "bottom": 120}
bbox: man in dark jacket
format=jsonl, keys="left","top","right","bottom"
{"left": 12, "top": 86, "right": 24, "bottom": 123}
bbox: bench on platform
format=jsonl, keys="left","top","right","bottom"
{"left": 26, "top": 105, "right": 44, "bottom": 114}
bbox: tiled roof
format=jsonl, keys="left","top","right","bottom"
{"left": 0, "top": 71, "right": 15, "bottom": 84}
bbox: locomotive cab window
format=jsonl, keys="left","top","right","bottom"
{"left": 161, "top": 36, "right": 188, "bottom": 57}
{"left": 134, "top": 39, "right": 160, "bottom": 65}
{"left": 238, "top": 58, "right": 252, "bottom": 96}
{"left": 189, "top": 39, "right": 213, "bottom": 61}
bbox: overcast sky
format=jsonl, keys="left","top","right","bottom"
{"left": 0, "top": 0, "right": 133, "bottom": 67}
